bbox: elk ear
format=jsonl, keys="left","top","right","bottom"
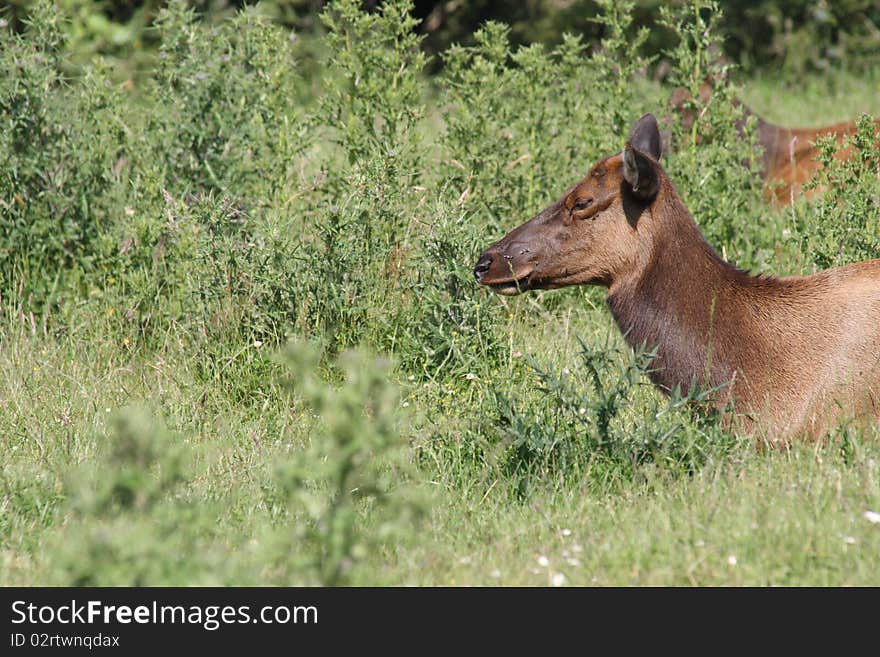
{"left": 623, "top": 113, "right": 662, "bottom": 201}
{"left": 628, "top": 113, "right": 663, "bottom": 161}
{"left": 623, "top": 144, "right": 659, "bottom": 201}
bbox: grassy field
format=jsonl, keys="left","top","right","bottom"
{"left": 2, "top": 0, "right": 880, "bottom": 586}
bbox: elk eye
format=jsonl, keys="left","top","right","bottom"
{"left": 573, "top": 198, "right": 593, "bottom": 211}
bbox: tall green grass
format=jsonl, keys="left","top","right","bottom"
{"left": 1, "top": 0, "right": 879, "bottom": 586}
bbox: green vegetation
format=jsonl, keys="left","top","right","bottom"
{"left": 1, "top": 0, "right": 879, "bottom": 586}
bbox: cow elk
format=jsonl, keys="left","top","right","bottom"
{"left": 669, "top": 81, "right": 880, "bottom": 204}
{"left": 474, "top": 113, "right": 880, "bottom": 443}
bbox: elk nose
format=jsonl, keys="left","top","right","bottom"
{"left": 473, "top": 252, "right": 494, "bottom": 281}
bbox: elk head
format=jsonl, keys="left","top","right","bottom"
{"left": 473, "top": 113, "right": 664, "bottom": 295}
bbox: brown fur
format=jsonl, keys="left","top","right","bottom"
{"left": 668, "top": 82, "right": 880, "bottom": 204}
{"left": 474, "top": 114, "right": 880, "bottom": 443}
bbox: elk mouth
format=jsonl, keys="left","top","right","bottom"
{"left": 474, "top": 251, "right": 538, "bottom": 295}
{"left": 486, "top": 271, "right": 535, "bottom": 296}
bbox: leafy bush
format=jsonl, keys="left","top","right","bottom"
{"left": 46, "top": 342, "right": 426, "bottom": 585}
{"left": 659, "top": 0, "right": 765, "bottom": 257}
{"left": 142, "top": 1, "right": 306, "bottom": 198}
{"left": 291, "top": 0, "right": 432, "bottom": 355}
{"left": 271, "top": 341, "right": 425, "bottom": 585}
{"left": 440, "top": 0, "right": 650, "bottom": 240}
{"left": 90, "top": 2, "right": 314, "bottom": 382}
{"left": 48, "top": 409, "right": 219, "bottom": 585}
{"left": 794, "top": 113, "right": 880, "bottom": 270}
{"left": 492, "top": 334, "right": 735, "bottom": 490}
{"left": 0, "top": 2, "right": 126, "bottom": 303}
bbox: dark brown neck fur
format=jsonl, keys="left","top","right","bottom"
{"left": 607, "top": 178, "right": 768, "bottom": 396}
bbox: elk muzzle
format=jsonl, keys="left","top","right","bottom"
{"left": 473, "top": 241, "right": 538, "bottom": 296}
{"left": 473, "top": 200, "right": 565, "bottom": 295}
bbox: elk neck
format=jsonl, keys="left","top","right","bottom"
{"left": 606, "top": 181, "right": 765, "bottom": 396}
